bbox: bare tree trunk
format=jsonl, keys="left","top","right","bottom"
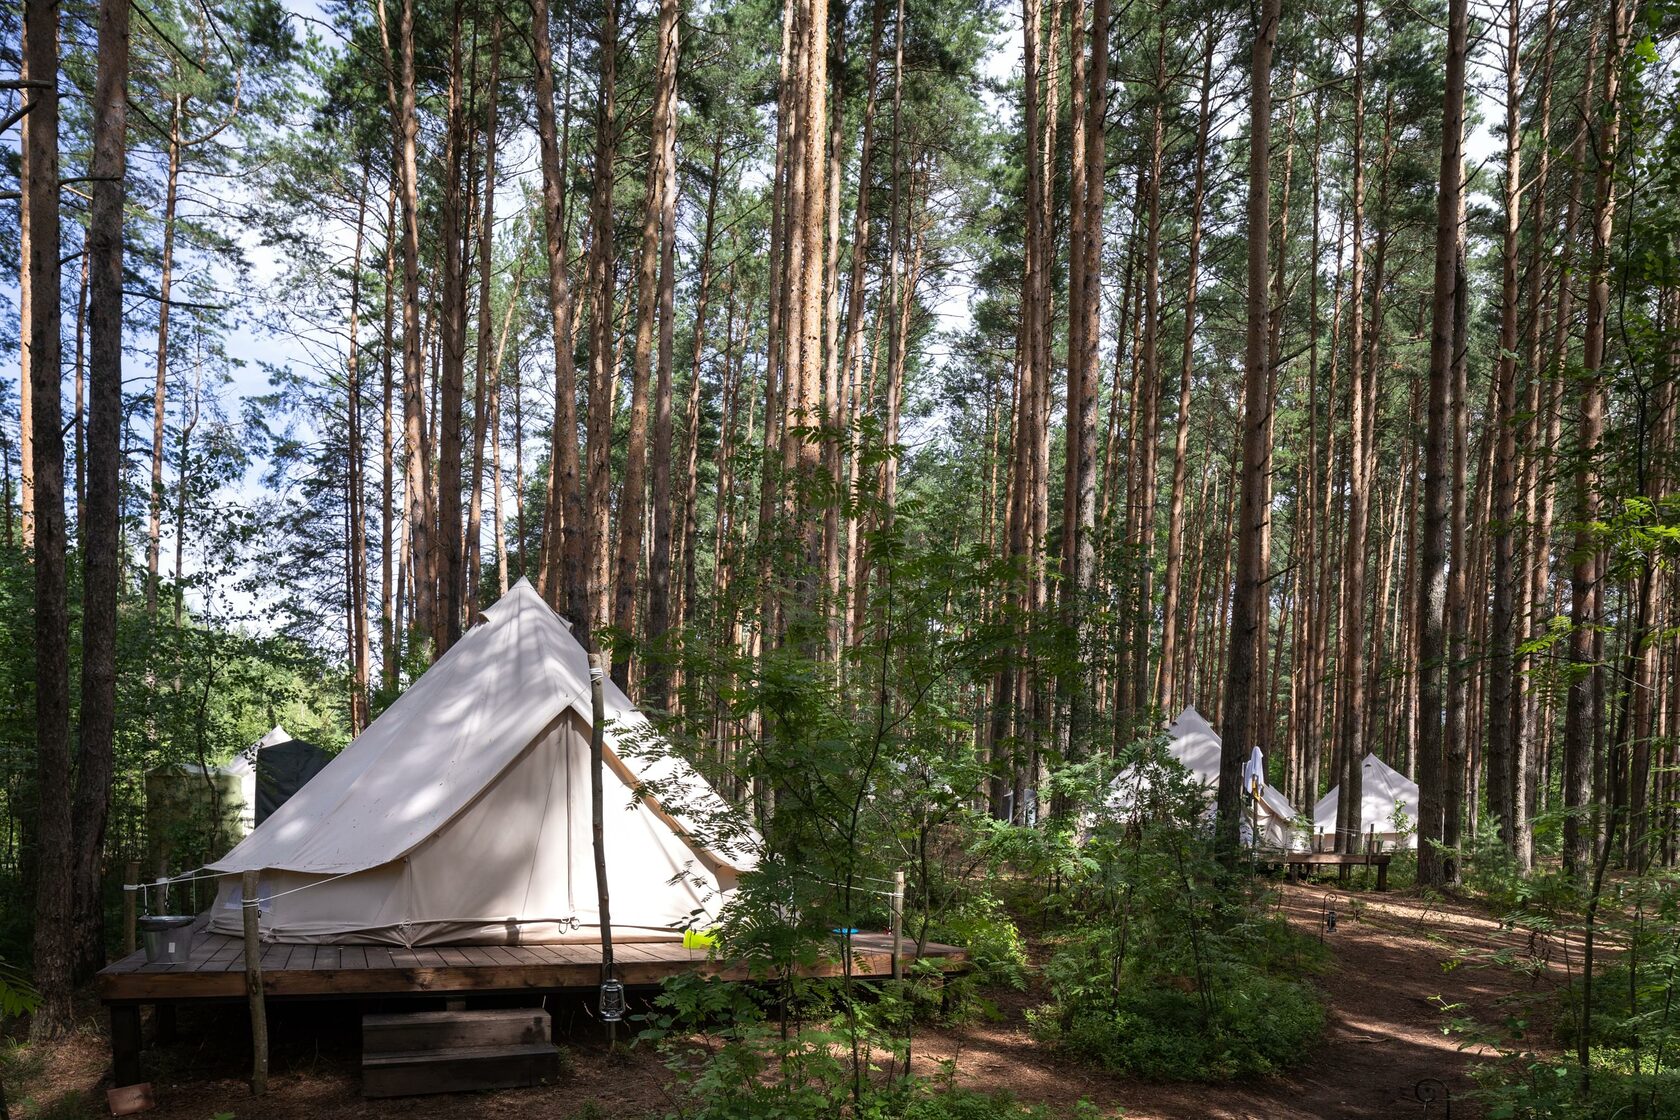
{"left": 465, "top": 17, "right": 504, "bottom": 618}
{"left": 611, "top": 0, "right": 679, "bottom": 685}
{"left": 530, "top": 0, "right": 587, "bottom": 626}
{"left": 1335, "top": 0, "right": 1368, "bottom": 854}
{"left": 1217, "top": 0, "right": 1279, "bottom": 862}
{"left": 435, "top": 0, "right": 469, "bottom": 654}
{"left": 147, "top": 97, "right": 183, "bottom": 619}
{"left": 380, "top": 178, "right": 398, "bottom": 690}
{"left": 1487, "top": 0, "right": 1525, "bottom": 865}
{"left": 1556, "top": 25, "right": 1597, "bottom": 876}
{"left": 1567, "top": 0, "right": 1628, "bottom": 874}
{"left": 392, "top": 0, "right": 435, "bottom": 650}
{"left": 1158, "top": 25, "right": 1215, "bottom": 713}
{"left": 1415, "top": 0, "right": 1467, "bottom": 885}
{"left": 346, "top": 167, "right": 372, "bottom": 730}
{"left": 71, "top": 0, "right": 128, "bottom": 982}
{"left": 644, "top": 0, "right": 684, "bottom": 701}
{"left": 1443, "top": 187, "right": 1470, "bottom": 882}
{"left": 584, "top": 0, "right": 620, "bottom": 642}
{"left": 16, "top": 33, "right": 31, "bottom": 551}
{"left": 25, "top": 0, "right": 72, "bottom": 1037}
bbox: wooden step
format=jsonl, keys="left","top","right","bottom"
{"left": 363, "top": 1007, "right": 550, "bottom": 1054}
{"left": 361, "top": 1042, "right": 561, "bottom": 1098}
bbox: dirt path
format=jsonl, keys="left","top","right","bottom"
{"left": 12, "top": 881, "right": 1556, "bottom": 1119}
{"left": 911, "top": 880, "right": 1562, "bottom": 1118}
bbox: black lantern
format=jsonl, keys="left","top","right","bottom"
{"left": 599, "top": 978, "right": 626, "bottom": 1023}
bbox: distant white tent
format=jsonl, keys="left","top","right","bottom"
{"left": 206, "top": 578, "right": 759, "bottom": 946}
{"left": 223, "top": 725, "right": 293, "bottom": 833}
{"left": 1104, "top": 706, "right": 1303, "bottom": 850}
{"left": 1313, "top": 752, "right": 1419, "bottom": 850}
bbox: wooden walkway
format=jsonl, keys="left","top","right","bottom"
{"left": 97, "top": 918, "right": 968, "bottom": 1086}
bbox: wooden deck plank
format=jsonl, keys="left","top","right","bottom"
{"left": 98, "top": 932, "right": 969, "bottom": 1004}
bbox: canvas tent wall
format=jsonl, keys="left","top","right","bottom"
{"left": 1313, "top": 753, "right": 1419, "bottom": 850}
{"left": 206, "top": 578, "right": 759, "bottom": 946}
{"left": 1105, "top": 706, "right": 1303, "bottom": 850}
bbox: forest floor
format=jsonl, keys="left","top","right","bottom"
{"left": 9, "top": 879, "right": 1564, "bottom": 1120}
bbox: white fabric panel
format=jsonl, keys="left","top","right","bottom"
{"left": 1312, "top": 752, "right": 1420, "bottom": 849}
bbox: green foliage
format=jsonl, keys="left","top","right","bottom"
{"left": 1449, "top": 858, "right": 1680, "bottom": 1118}
{"left": 0, "top": 955, "right": 38, "bottom": 1018}
{"left": 926, "top": 893, "right": 1028, "bottom": 992}
{"left": 638, "top": 976, "right": 1104, "bottom": 1120}
{"left": 1016, "top": 741, "right": 1326, "bottom": 1081}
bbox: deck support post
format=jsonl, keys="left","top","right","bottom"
{"left": 121, "top": 860, "right": 140, "bottom": 956}
{"left": 242, "top": 870, "right": 269, "bottom": 1096}
{"left": 110, "top": 1004, "right": 143, "bottom": 1087}
{"left": 890, "top": 869, "right": 904, "bottom": 982}
{"left": 152, "top": 1002, "right": 177, "bottom": 1044}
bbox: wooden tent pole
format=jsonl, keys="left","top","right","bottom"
{"left": 121, "top": 860, "right": 139, "bottom": 955}
{"left": 891, "top": 869, "right": 904, "bottom": 982}
{"left": 241, "top": 870, "right": 268, "bottom": 1096}
{"left": 589, "top": 651, "right": 615, "bottom": 1042}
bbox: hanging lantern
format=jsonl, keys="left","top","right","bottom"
{"left": 1325, "top": 908, "right": 1337, "bottom": 933}
{"left": 598, "top": 978, "right": 626, "bottom": 1023}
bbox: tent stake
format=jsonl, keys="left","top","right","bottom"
{"left": 241, "top": 871, "right": 268, "bottom": 1096}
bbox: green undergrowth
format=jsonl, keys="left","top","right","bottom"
{"left": 993, "top": 744, "right": 1330, "bottom": 1081}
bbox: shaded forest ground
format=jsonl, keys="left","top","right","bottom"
{"left": 9, "top": 881, "right": 1563, "bottom": 1119}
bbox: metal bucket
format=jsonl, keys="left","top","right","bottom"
{"left": 138, "top": 915, "right": 196, "bottom": 964}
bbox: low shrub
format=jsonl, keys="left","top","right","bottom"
{"left": 1013, "top": 738, "right": 1328, "bottom": 1081}
{"left": 1034, "top": 961, "right": 1324, "bottom": 1080}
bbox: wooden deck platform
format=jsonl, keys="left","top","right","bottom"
{"left": 1277, "top": 850, "right": 1393, "bottom": 890}
{"left": 97, "top": 919, "right": 968, "bottom": 1087}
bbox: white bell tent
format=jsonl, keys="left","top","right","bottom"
{"left": 1312, "top": 752, "right": 1419, "bottom": 850}
{"left": 1104, "top": 706, "right": 1303, "bottom": 850}
{"left": 205, "top": 578, "right": 759, "bottom": 947}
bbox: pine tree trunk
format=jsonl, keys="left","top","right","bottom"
{"left": 1555, "top": 25, "right": 1597, "bottom": 876}
{"left": 147, "top": 97, "right": 183, "bottom": 619}
{"left": 394, "top": 0, "right": 435, "bottom": 649}
{"left": 346, "top": 167, "right": 372, "bottom": 732}
{"left": 644, "top": 0, "right": 683, "bottom": 702}
{"left": 1157, "top": 25, "right": 1215, "bottom": 714}
{"left": 584, "top": 0, "right": 620, "bottom": 642}
{"left": 25, "top": 0, "right": 72, "bottom": 1038}
{"left": 1567, "top": 0, "right": 1628, "bottom": 874}
{"left": 465, "top": 17, "right": 504, "bottom": 619}
{"left": 1217, "top": 0, "right": 1279, "bottom": 862}
{"left": 380, "top": 177, "right": 398, "bottom": 690}
{"left": 530, "top": 0, "right": 587, "bottom": 627}
{"left": 1335, "top": 0, "right": 1368, "bottom": 854}
{"left": 16, "top": 34, "right": 31, "bottom": 552}
{"left": 435, "top": 0, "right": 469, "bottom": 654}
{"left": 611, "top": 0, "right": 679, "bottom": 686}
{"left": 1487, "top": 0, "right": 1525, "bottom": 866}
{"left": 70, "top": 0, "right": 127, "bottom": 983}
